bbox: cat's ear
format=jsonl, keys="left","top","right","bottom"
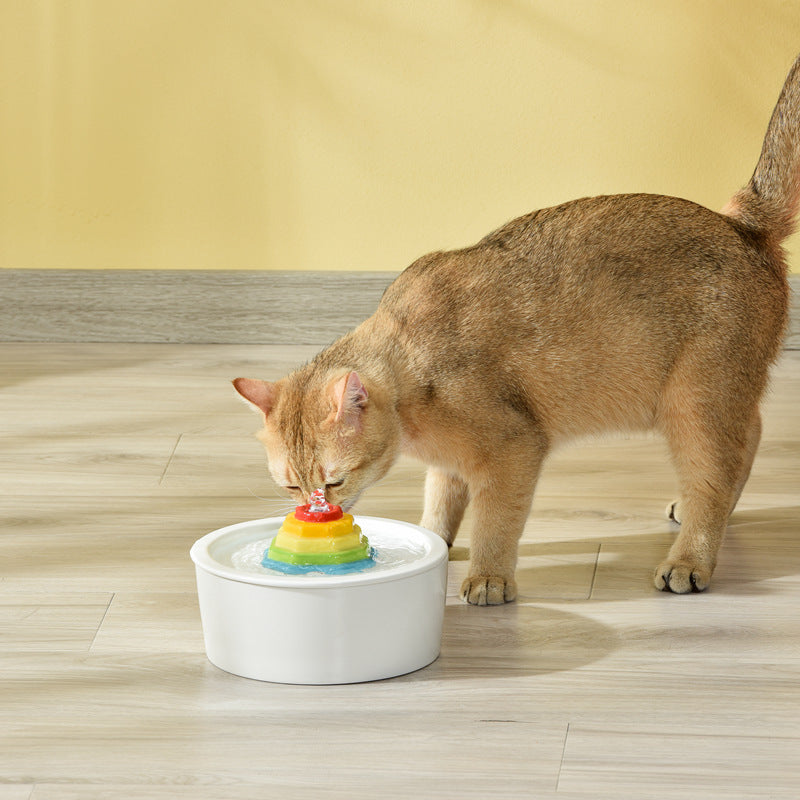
{"left": 232, "top": 378, "right": 276, "bottom": 417}
{"left": 331, "top": 371, "right": 368, "bottom": 425}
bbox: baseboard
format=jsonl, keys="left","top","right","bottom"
{"left": 787, "top": 274, "right": 800, "bottom": 349}
{"left": 1, "top": 269, "right": 798, "bottom": 348}
{"left": 0, "top": 269, "right": 398, "bottom": 345}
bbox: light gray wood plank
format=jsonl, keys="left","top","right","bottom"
{"left": 0, "top": 496, "right": 268, "bottom": 594}
{"left": 447, "top": 540, "right": 600, "bottom": 601}
{"left": 0, "top": 594, "right": 112, "bottom": 653}
{"left": 89, "top": 593, "right": 204, "bottom": 654}
{"left": 0, "top": 435, "right": 179, "bottom": 496}
{"left": 0, "top": 788, "right": 34, "bottom": 800}
{"left": 1, "top": 686, "right": 568, "bottom": 790}
{"left": 558, "top": 726, "right": 800, "bottom": 795}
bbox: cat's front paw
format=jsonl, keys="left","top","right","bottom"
{"left": 654, "top": 560, "right": 711, "bottom": 593}
{"left": 460, "top": 575, "right": 517, "bottom": 606}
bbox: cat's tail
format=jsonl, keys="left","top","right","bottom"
{"left": 722, "top": 54, "right": 800, "bottom": 244}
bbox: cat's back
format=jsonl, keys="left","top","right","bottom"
{"left": 476, "top": 192, "right": 758, "bottom": 285}
{"left": 381, "top": 192, "right": 763, "bottom": 322}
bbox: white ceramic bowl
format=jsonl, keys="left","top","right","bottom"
{"left": 190, "top": 515, "right": 449, "bottom": 685}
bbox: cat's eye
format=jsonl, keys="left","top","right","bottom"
{"left": 325, "top": 479, "right": 344, "bottom": 490}
{"left": 285, "top": 486, "right": 300, "bottom": 492}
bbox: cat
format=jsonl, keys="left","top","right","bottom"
{"left": 234, "top": 54, "right": 798, "bottom": 605}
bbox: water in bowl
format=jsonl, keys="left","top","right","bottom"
{"left": 231, "top": 535, "right": 428, "bottom": 577}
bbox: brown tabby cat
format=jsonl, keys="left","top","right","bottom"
{"left": 235, "top": 55, "right": 798, "bottom": 605}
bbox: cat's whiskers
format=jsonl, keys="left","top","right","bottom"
{"left": 245, "top": 485, "right": 283, "bottom": 502}
{"left": 245, "top": 486, "right": 297, "bottom": 515}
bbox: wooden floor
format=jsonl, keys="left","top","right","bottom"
{"left": 1, "top": 342, "right": 799, "bottom": 799}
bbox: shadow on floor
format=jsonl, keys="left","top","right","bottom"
{"left": 413, "top": 603, "right": 621, "bottom": 682}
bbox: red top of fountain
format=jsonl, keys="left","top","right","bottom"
{"left": 294, "top": 489, "right": 343, "bottom": 522}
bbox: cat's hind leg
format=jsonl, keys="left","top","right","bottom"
{"left": 664, "top": 409, "right": 761, "bottom": 527}
{"left": 655, "top": 396, "right": 762, "bottom": 594}
{"left": 730, "top": 409, "right": 762, "bottom": 514}
{"left": 420, "top": 467, "right": 470, "bottom": 547}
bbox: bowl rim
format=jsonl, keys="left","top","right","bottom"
{"left": 190, "top": 515, "right": 448, "bottom": 589}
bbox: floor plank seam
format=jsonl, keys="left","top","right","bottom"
{"left": 88, "top": 593, "right": 115, "bottom": 652}
{"left": 158, "top": 434, "right": 183, "bottom": 485}
{"left": 555, "top": 722, "right": 571, "bottom": 792}
{"left": 586, "top": 543, "right": 601, "bottom": 600}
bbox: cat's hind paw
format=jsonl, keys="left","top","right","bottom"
{"left": 460, "top": 575, "right": 517, "bottom": 606}
{"left": 666, "top": 500, "right": 682, "bottom": 524}
{"left": 654, "top": 560, "right": 711, "bottom": 594}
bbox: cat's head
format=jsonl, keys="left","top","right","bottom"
{"left": 233, "top": 370, "right": 400, "bottom": 510}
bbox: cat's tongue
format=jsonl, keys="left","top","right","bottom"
{"left": 295, "top": 489, "right": 343, "bottom": 522}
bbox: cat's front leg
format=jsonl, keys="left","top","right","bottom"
{"left": 461, "top": 446, "right": 543, "bottom": 605}
{"left": 462, "top": 476, "right": 534, "bottom": 605}
{"left": 420, "top": 467, "right": 470, "bottom": 547}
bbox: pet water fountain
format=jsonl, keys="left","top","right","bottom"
{"left": 190, "top": 490, "right": 449, "bottom": 684}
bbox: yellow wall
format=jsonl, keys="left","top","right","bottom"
{"left": 2, "top": 1, "right": 799, "bottom": 272}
